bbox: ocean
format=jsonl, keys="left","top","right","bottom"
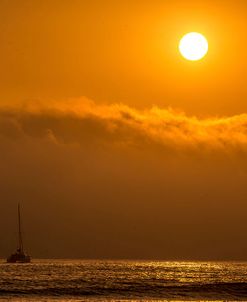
{"left": 0, "top": 259, "right": 247, "bottom": 301}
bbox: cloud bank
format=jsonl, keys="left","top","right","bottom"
{"left": 1, "top": 98, "right": 247, "bottom": 154}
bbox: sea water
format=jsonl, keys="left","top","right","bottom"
{"left": 0, "top": 259, "right": 247, "bottom": 301}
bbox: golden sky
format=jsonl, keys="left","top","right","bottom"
{"left": 0, "top": 0, "right": 247, "bottom": 114}
{"left": 1, "top": 0, "right": 247, "bottom": 259}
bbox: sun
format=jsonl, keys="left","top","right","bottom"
{"left": 179, "top": 32, "right": 208, "bottom": 61}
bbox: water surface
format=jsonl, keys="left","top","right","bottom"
{"left": 0, "top": 259, "right": 247, "bottom": 301}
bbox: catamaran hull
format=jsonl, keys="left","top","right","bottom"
{"left": 7, "top": 253, "right": 31, "bottom": 263}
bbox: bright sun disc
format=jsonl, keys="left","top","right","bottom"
{"left": 179, "top": 32, "right": 208, "bottom": 61}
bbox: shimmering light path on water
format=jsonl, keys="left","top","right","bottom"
{"left": 0, "top": 260, "right": 247, "bottom": 301}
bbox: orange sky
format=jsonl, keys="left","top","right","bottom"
{"left": 1, "top": 0, "right": 247, "bottom": 260}
{"left": 0, "top": 0, "right": 247, "bottom": 114}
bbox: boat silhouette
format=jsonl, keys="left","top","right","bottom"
{"left": 7, "top": 203, "right": 31, "bottom": 263}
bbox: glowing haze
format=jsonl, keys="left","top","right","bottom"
{"left": 1, "top": 0, "right": 247, "bottom": 260}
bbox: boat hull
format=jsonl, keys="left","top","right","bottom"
{"left": 7, "top": 252, "right": 31, "bottom": 263}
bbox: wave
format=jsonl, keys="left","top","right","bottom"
{"left": 1, "top": 282, "right": 247, "bottom": 300}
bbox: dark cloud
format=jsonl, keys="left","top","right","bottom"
{"left": 1, "top": 99, "right": 247, "bottom": 152}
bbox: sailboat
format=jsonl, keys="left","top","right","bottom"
{"left": 7, "top": 203, "right": 31, "bottom": 263}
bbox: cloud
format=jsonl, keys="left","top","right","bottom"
{"left": 0, "top": 98, "right": 247, "bottom": 154}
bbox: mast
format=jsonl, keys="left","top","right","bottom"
{"left": 18, "top": 203, "right": 23, "bottom": 253}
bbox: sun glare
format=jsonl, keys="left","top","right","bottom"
{"left": 179, "top": 32, "right": 208, "bottom": 61}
